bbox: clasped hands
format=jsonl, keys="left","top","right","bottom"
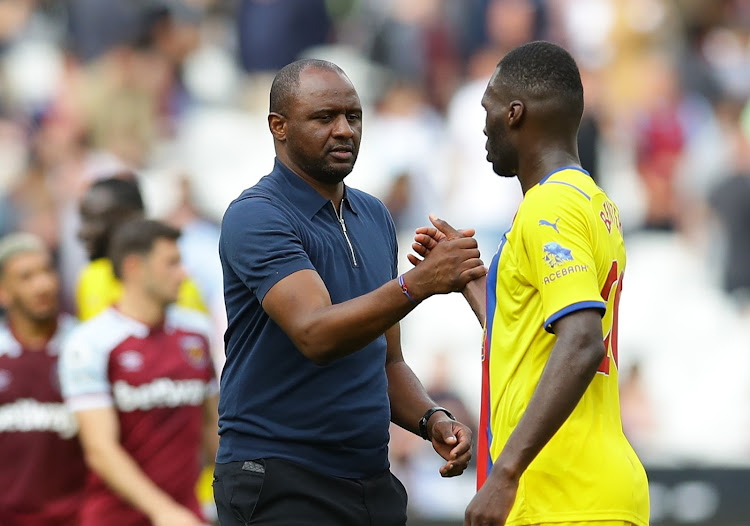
{"left": 402, "top": 214, "right": 486, "bottom": 300}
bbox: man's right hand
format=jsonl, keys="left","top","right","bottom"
{"left": 408, "top": 214, "right": 473, "bottom": 266}
{"left": 404, "top": 216, "right": 485, "bottom": 299}
{"left": 150, "top": 503, "right": 205, "bottom": 526}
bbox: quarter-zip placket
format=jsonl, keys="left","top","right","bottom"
{"left": 332, "top": 201, "right": 358, "bottom": 267}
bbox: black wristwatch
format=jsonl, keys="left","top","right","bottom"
{"left": 418, "top": 406, "right": 455, "bottom": 440}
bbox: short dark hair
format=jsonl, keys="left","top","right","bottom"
{"left": 269, "top": 59, "right": 346, "bottom": 115}
{"left": 90, "top": 176, "right": 144, "bottom": 212}
{"left": 496, "top": 41, "right": 583, "bottom": 118}
{"left": 109, "top": 219, "right": 180, "bottom": 280}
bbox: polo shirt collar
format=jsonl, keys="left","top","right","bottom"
{"left": 273, "top": 158, "right": 359, "bottom": 219}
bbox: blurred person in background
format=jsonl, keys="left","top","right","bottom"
{"left": 237, "top": 0, "right": 331, "bottom": 73}
{"left": 411, "top": 42, "right": 649, "bottom": 526}
{"left": 708, "top": 100, "right": 750, "bottom": 313}
{"left": 0, "top": 233, "right": 86, "bottom": 526}
{"left": 76, "top": 175, "right": 206, "bottom": 320}
{"left": 59, "top": 219, "right": 218, "bottom": 526}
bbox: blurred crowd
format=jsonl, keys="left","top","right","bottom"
{"left": 1, "top": 0, "right": 750, "bottom": 521}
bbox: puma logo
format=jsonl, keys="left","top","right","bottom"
{"left": 539, "top": 217, "right": 561, "bottom": 233}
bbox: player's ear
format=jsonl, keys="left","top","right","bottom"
{"left": 268, "top": 113, "right": 288, "bottom": 142}
{"left": 508, "top": 100, "right": 524, "bottom": 128}
{"left": 120, "top": 254, "right": 142, "bottom": 281}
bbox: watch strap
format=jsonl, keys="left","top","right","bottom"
{"left": 418, "top": 406, "right": 455, "bottom": 440}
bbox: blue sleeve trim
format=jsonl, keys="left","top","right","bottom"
{"left": 544, "top": 181, "right": 591, "bottom": 200}
{"left": 544, "top": 300, "right": 606, "bottom": 333}
{"left": 539, "top": 165, "right": 591, "bottom": 184}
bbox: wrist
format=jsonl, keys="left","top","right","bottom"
{"left": 418, "top": 406, "right": 455, "bottom": 440}
{"left": 399, "top": 271, "right": 424, "bottom": 304}
{"left": 490, "top": 455, "right": 523, "bottom": 483}
{"left": 145, "top": 493, "right": 176, "bottom": 519}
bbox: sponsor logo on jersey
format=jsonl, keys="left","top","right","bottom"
{"left": 0, "top": 370, "right": 11, "bottom": 392}
{"left": 180, "top": 336, "right": 209, "bottom": 369}
{"left": 0, "top": 399, "right": 77, "bottom": 438}
{"left": 543, "top": 242, "right": 573, "bottom": 268}
{"left": 543, "top": 264, "right": 589, "bottom": 284}
{"left": 113, "top": 378, "right": 210, "bottom": 412}
{"left": 118, "top": 350, "right": 144, "bottom": 372}
{"left": 538, "top": 217, "right": 561, "bottom": 233}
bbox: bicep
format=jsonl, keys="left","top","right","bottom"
{"left": 550, "top": 307, "right": 605, "bottom": 352}
{"left": 75, "top": 407, "right": 120, "bottom": 450}
{"left": 261, "top": 269, "right": 333, "bottom": 342}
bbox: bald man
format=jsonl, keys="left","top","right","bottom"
{"left": 214, "top": 59, "right": 485, "bottom": 525}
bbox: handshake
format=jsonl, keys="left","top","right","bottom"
{"left": 399, "top": 214, "right": 487, "bottom": 303}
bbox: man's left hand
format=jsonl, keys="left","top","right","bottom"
{"left": 428, "top": 416, "right": 472, "bottom": 477}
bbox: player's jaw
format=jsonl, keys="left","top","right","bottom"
{"left": 14, "top": 290, "right": 58, "bottom": 323}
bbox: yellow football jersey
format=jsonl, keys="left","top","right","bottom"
{"left": 76, "top": 258, "right": 208, "bottom": 320}
{"left": 479, "top": 167, "right": 649, "bottom": 526}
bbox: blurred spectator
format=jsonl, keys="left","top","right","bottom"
{"left": 237, "top": 0, "right": 331, "bottom": 72}
{"left": 75, "top": 177, "right": 207, "bottom": 319}
{"left": 708, "top": 102, "right": 750, "bottom": 311}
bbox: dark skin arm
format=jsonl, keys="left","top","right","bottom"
{"left": 261, "top": 236, "right": 485, "bottom": 365}
{"left": 464, "top": 308, "right": 606, "bottom": 526}
{"left": 408, "top": 215, "right": 487, "bottom": 326}
{"left": 385, "top": 323, "right": 473, "bottom": 477}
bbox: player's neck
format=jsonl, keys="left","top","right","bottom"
{"left": 7, "top": 311, "right": 57, "bottom": 350}
{"left": 518, "top": 144, "right": 580, "bottom": 195}
{"left": 117, "top": 288, "right": 166, "bottom": 327}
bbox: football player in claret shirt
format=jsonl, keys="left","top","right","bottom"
{"left": 0, "top": 233, "right": 86, "bottom": 526}
{"left": 410, "top": 42, "right": 649, "bottom": 526}
{"left": 60, "top": 219, "right": 218, "bottom": 526}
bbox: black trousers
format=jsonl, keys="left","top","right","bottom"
{"left": 213, "top": 458, "right": 408, "bottom": 526}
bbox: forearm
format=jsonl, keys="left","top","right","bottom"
{"left": 294, "top": 278, "right": 416, "bottom": 364}
{"left": 84, "top": 441, "right": 178, "bottom": 519}
{"left": 386, "top": 359, "right": 436, "bottom": 435}
{"left": 462, "top": 275, "right": 487, "bottom": 326}
{"left": 202, "top": 395, "right": 220, "bottom": 465}
{"left": 491, "top": 338, "right": 604, "bottom": 481}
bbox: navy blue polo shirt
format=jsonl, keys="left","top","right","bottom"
{"left": 217, "top": 159, "right": 398, "bottom": 478}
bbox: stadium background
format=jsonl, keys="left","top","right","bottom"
{"left": 0, "top": 0, "right": 749, "bottom": 524}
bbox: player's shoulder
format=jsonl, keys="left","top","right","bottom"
{"left": 46, "top": 314, "right": 79, "bottom": 356}
{"left": 166, "top": 305, "right": 212, "bottom": 339}
{"left": 222, "top": 182, "right": 284, "bottom": 230}
{"left": 523, "top": 168, "right": 602, "bottom": 214}
{"left": 64, "top": 308, "right": 144, "bottom": 357}
{"left": 0, "top": 319, "right": 21, "bottom": 359}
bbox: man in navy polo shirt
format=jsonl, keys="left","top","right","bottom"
{"left": 215, "top": 59, "right": 485, "bottom": 526}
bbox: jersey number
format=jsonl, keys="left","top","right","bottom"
{"left": 597, "top": 261, "right": 622, "bottom": 375}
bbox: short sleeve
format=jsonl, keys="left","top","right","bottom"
{"left": 384, "top": 206, "right": 398, "bottom": 279}
{"left": 520, "top": 187, "right": 605, "bottom": 333}
{"left": 59, "top": 329, "right": 113, "bottom": 411}
{"left": 220, "top": 196, "right": 315, "bottom": 302}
